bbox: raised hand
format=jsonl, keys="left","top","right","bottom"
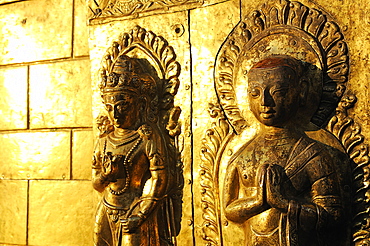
{"left": 102, "top": 152, "right": 122, "bottom": 181}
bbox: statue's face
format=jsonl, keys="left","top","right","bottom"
{"left": 247, "top": 66, "right": 300, "bottom": 127}
{"left": 103, "top": 91, "right": 140, "bottom": 129}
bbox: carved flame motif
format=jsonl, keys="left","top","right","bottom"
{"left": 328, "top": 95, "right": 370, "bottom": 246}
{"left": 200, "top": 103, "right": 234, "bottom": 246}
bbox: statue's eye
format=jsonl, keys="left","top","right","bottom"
{"left": 271, "top": 87, "right": 288, "bottom": 96}
{"left": 116, "top": 102, "right": 128, "bottom": 112}
{"left": 105, "top": 104, "right": 113, "bottom": 111}
{"left": 249, "top": 88, "right": 261, "bottom": 98}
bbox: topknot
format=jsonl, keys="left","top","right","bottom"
{"left": 250, "top": 55, "right": 304, "bottom": 78}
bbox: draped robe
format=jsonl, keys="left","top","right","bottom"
{"left": 224, "top": 135, "right": 350, "bottom": 246}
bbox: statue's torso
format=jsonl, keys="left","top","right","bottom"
{"left": 99, "top": 131, "right": 150, "bottom": 209}
{"left": 232, "top": 134, "right": 326, "bottom": 245}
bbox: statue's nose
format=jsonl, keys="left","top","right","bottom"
{"left": 113, "top": 107, "right": 121, "bottom": 119}
{"left": 261, "top": 90, "right": 274, "bottom": 106}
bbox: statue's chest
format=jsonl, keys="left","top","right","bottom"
{"left": 100, "top": 134, "right": 147, "bottom": 170}
{"left": 103, "top": 131, "right": 143, "bottom": 153}
{"left": 235, "top": 144, "right": 292, "bottom": 184}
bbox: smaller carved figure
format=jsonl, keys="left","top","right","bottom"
{"left": 223, "top": 56, "right": 350, "bottom": 245}
{"left": 92, "top": 55, "right": 176, "bottom": 246}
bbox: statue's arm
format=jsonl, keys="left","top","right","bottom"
{"left": 301, "top": 158, "right": 343, "bottom": 232}
{"left": 122, "top": 149, "right": 168, "bottom": 233}
{"left": 138, "top": 152, "right": 168, "bottom": 218}
{"left": 131, "top": 131, "right": 169, "bottom": 220}
{"left": 267, "top": 155, "right": 343, "bottom": 232}
{"left": 224, "top": 162, "right": 268, "bottom": 223}
{"left": 92, "top": 141, "right": 110, "bottom": 193}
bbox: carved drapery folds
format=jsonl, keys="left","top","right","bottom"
{"left": 200, "top": 0, "right": 370, "bottom": 245}
{"left": 93, "top": 26, "right": 183, "bottom": 246}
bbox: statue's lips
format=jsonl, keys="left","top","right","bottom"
{"left": 260, "top": 109, "right": 276, "bottom": 119}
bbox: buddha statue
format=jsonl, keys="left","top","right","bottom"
{"left": 92, "top": 55, "right": 173, "bottom": 246}
{"left": 223, "top": 56, "right": 350, "bottom": 246}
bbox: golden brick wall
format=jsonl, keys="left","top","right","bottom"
{"left": 0, "top": 0, "right": 94, "bottom": 245}
{"left": 1, "top": 0, "right": 370, "bottom": 245}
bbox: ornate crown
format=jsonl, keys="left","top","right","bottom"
{"left": 99, "top": 55, "right": 144, "bottom": 94}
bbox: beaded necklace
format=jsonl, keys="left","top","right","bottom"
{"left": 103, "top": 135, "right": 143, "bottom": 195}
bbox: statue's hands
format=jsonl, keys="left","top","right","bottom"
{"left": 266, "top": 164, "right": 289, "bottom": 212}
{"left": 256, "top": 164, "right": 269, "bottom": 189}
{"left": 121, "top": 215, "right": 144, "bottom": 233}
{"left": 101, "top": 153, "right": 122, "bottom": 180}
{"left": 256, "top": 163, "right": 269, "bottom": 200}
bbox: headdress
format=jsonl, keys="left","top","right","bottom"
{"left": 98, "top": 26, "right": 181, "bottom": 123}
{"left": 99, "top": 55, "right": 145, "bottom": 94}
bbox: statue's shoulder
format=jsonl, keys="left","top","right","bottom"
{"left": 228, "top": 134, "right": 260, "bottom": 166}
{"left": 137, "top": 124, "right": 154, "bottom": 140}
{"left": 303, "top": 134, "right": 347, "bottom": 160}
{"left": 294, "top": 135, "right": 351, "bottom": 181}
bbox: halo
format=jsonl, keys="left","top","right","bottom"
{"left": 214, "top": 0, "right": 349, "bottom": 134}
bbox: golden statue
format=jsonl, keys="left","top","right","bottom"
{"left": 223, "top": 56, "right": 350, "bottom": 245}
{"left": 92, "top": 53, "right": 181, "bottom": 246}
{"left": 197, "top": 1, "right": 368, "bottom": 245}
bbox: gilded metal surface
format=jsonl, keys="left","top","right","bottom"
{"left": 0, "top": 67, "right": 27, "bottom": 130}
{"left": 214, "top": 0, "right": 348, "bottom": 134}
{"left": 224, "top": 57, "right": 350, "bottom": 245}
{"left": 327, "top": 95, "right": 370, "bottom": 245}
{"left": 0, "top": 131, "right": 70, "bottom": 179}
{"left": 92, "top": 26, "right": 183, "bottom": 245}
{"left": 0, "top": 180, "right": 27, "bottom": 245}
{"left": 188, "top": 1, "right": 241, "bottom": 244}
{"left": 28, "top": 180, "right": 95, "bottom": 246}
{"left": 0, "top": 0, "right": 73, "bottom": 64}
{"left": 88, "top": 12, "right": 192, "bottom": 245}
{"left": 29, "top": 59, "right": 92, "bottom": 128}
{"left": 72, "top": 130, "right": 94, "bottom": 180}
{"left": 1, "top": 0, "right": 368, "bottom": 245}
{"left": 0, "top": 0, "right": 23, "bottom": 4}
{"left": 74, "top": 0, "right": 91, "bottom": 56}
{"left": 200, "top": 0, "right": 368, "bottom": 245}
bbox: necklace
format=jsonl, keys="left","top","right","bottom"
{"left": 107, "top": 136, "right": 142, "bottom": 195}
{"left": 107, "top": 130, "right": 140, "bottom": 148}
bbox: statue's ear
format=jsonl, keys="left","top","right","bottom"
{"left": 140, "top": 96, "right": 147, "bottom": 111}
{"left": 299, "top": 78, "right": 309, "bottom": 106}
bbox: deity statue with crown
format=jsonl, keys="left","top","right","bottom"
{"left": 92, "top": 46, "right": 182, "bottom": 245}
